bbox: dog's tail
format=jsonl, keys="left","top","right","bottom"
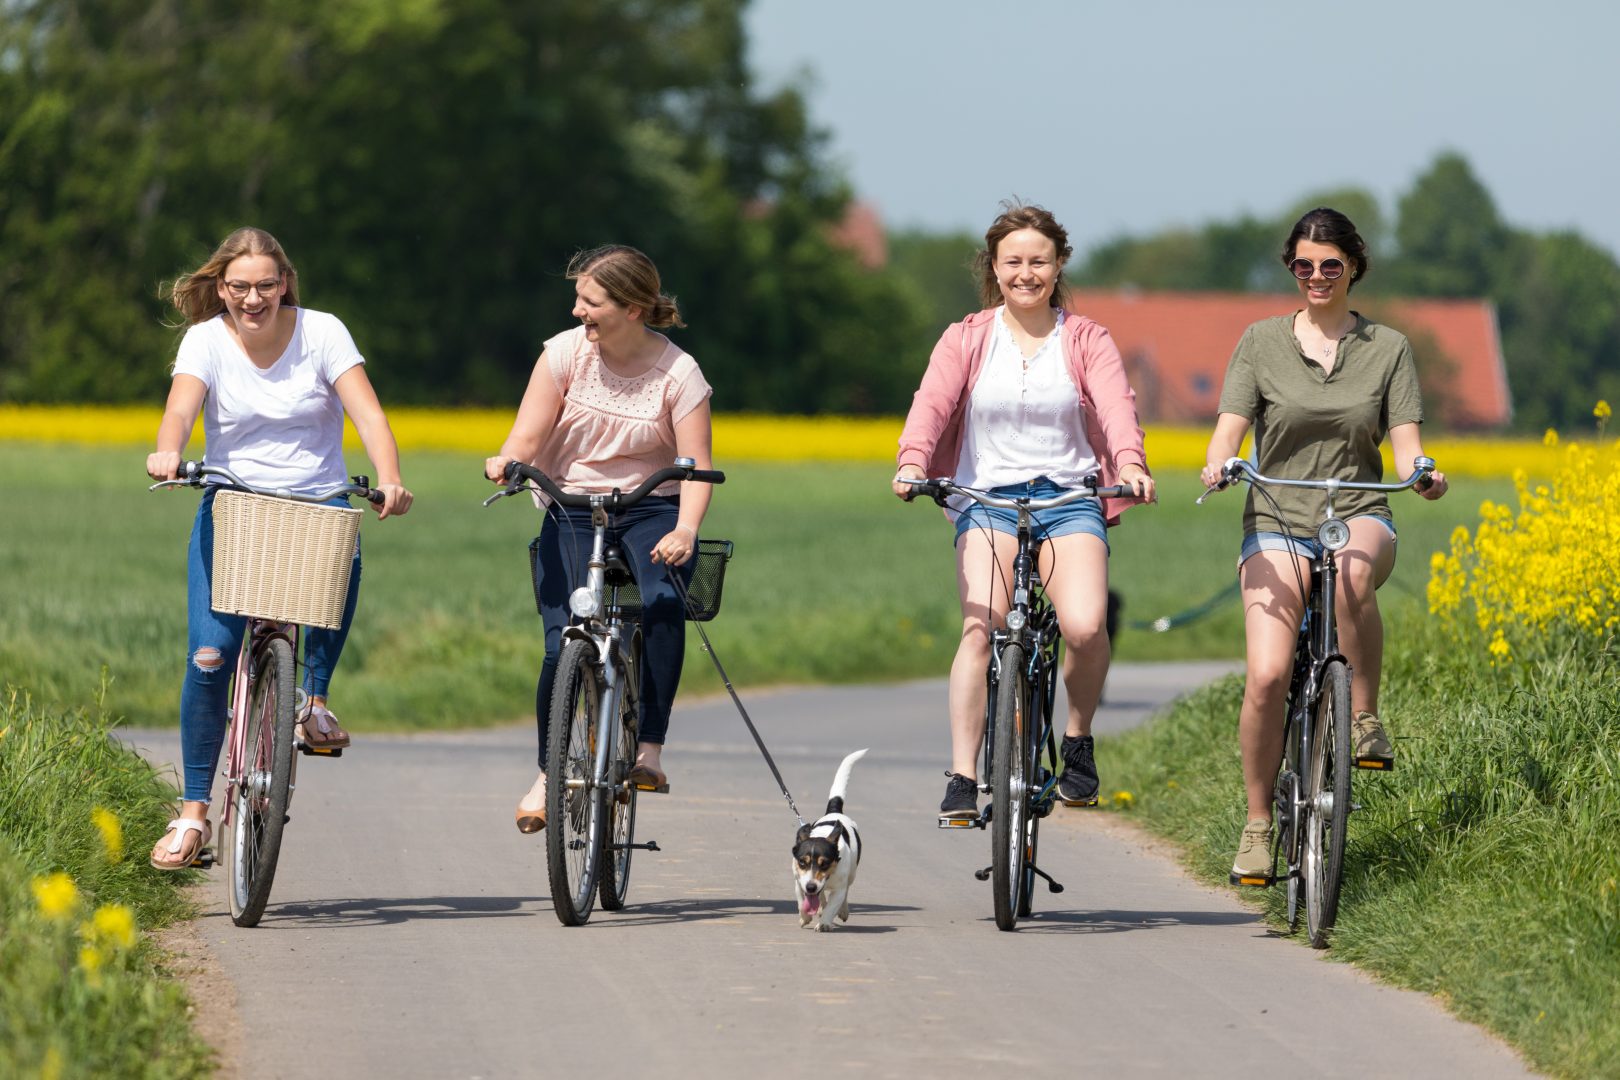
{"left": 824, "top": 748, "right": 869, "bottom": 815}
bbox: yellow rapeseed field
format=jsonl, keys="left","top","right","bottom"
{"left": 0, "top": 403, "right": 1570, "bottom": 477}
{"left": 1429, "top": 404, "right": 1618, "bottom": 662}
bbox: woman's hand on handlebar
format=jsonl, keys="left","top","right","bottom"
{"left": 371, "top": 482, "right": 413, "bottom": 520}
{"left": 650, "top": 523, "right": 698, "bottom": 566}
{"left": 147, "top": 450, "right": 183, "bottom": 483}
{"left": 892, "top": 463, "right": 926, "bottom": 499}
{"left": 484, "top": 455, "right": 517, "bottom": 484}
{"left": 1120, "top": 463, "right": 1156, "bottom": 504}
{"left": 1416, "top": 468, "right": 1449, "bottom": 501}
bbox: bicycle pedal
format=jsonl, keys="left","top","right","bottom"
{"left": 1229, "top": 871, "right": 1275, "bottom": 888}
{"left": 1354, "top": 757, "right": 1392, "bottom": 771}
{"left": 298, "top": 742, "right": 343, "bottom": 758}
{"left": 937, "top": 814, "right": 986, "bottom": 830}
{"left": 191, "top": 848, "right": 216, "bottom": 870}
{"left": 632, "top": 782, "right": 670, "bottom": 794}
{"left": 1059, "top": 795, "right": 1100, "bottom": 808}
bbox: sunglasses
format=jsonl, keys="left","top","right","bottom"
{"left": 1288, "top": 258, "right": 1345, "bottom": 281}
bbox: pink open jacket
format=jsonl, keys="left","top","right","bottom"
{"left": 896, "top": 308, "right": 1148, "bottom": 525}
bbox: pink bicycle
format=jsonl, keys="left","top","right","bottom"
{"left": 152, "top": 461, "right": 380, "bottom": 926}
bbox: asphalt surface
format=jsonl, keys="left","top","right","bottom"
{"left": 125, "top": 662, "right": 1532, "bottom": 1079}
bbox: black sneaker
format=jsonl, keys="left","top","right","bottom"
{"left": 1057, "top": 735, "right": 1099, "bottom": 806}
{"left": 939, "top": 772, "right": 979, "bottom": 819}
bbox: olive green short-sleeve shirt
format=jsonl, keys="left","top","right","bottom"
{"left": 1216, "top": 313, "right": 1424, "bottom": 536}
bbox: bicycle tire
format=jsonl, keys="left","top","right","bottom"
{"left": 991, "top": 643, "right": 1029, "bottom": 931}
{"left": 224, "top": 635, "right": 296, "bottom": 927}
{"left": 598, "top": 654, "right": 639, "bottom": 911}
{"left": 546, "top": 638, "right": 605, "bottom": 926}
{"left": 1303, "top": 658, "right": 1352, "bottom": 946}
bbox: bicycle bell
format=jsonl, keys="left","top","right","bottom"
{"left": 674, "top": 456, "right": 696, "bottom": 469}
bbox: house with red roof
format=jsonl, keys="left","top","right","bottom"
{"left": 1064, "top": 289, "right": 1511, "bottom": 429}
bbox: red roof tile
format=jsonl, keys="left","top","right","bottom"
{"left": 1065, "top": 289, "right": 1510, "bottom": 429}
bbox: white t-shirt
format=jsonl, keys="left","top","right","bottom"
{"left": 952, "top": 307, "right": 1099, "bottom": 507}
{"left": 173, "top": 308, "right": 364, "bottom": 493}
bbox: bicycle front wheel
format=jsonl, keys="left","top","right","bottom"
{"left": 598, "top": 665, "right": 639, "bottom": 912}
{"left": 546, "top": 638, "right": 606, "bottom": 926}
{"left": 224, "top": 635, "right": 296, "bottom": 927}
{"left": 1303, "top": 658, "right": 1352, "bottom": 946}
{"left": 991, "top": 643, "right": 1030, "bottom": 931}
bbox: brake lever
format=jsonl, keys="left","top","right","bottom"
{"left": 482, "top": 483, "right": 523, "bottom": 508}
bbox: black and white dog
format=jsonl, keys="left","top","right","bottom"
{"left": 792, "top": 748, "right": 867, "bottom": 932}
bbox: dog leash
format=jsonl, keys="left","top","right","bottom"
{"left": 667, "top": 568, "right": 807, "bottom": 827}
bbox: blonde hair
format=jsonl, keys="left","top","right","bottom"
{"left": 566, "top": 245, "right": 685, "bottom": 328}
{"left": 974, "top": 201, "right": 1073, "bottom": 309}
{"left": 163, "top": 227, "right": 300, "bottom": 325}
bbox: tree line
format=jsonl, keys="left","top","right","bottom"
{"left": 3, "top": 2, "right": 1613, "bottom": 430}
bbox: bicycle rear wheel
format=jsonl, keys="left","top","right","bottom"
{"left": 547, "top": 638, "right": 606, "bottom": 926}
{"left": 598, "top": 662, "right": 639, "bottom": 911}
{"left": 991, "top": 643, "right": 1030, "bottom": 931}
{"left": 1303, "top": 659, "right": 1352, "bottom": 946}
{"left": 224, "top": 635, "right": 296, "bottom": 928}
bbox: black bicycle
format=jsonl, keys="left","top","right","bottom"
{"left": 486, "top": 458, "right": 726, "bottom": 926}
{"left": 1201, "top": 455, "right": 1434, "bottom": 946}
{"left": 904, "top": 476, "right": 1132, "bottom": 930}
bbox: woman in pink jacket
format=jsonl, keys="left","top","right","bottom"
{"left": 893, "top": 203, "right": 1154, "bottom": 820}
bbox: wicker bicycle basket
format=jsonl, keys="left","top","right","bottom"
{"left": 529, "top": 537, "right": 734, "bottom": 623}
{"left": 211, "top": 490, "right": 363, "bottom": 630}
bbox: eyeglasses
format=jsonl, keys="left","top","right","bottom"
{"left": 1288, "top": 258, "right": 1345, "bottom": 281}
{"left": 222, "top": 277, "right": 282, "bottom": 300}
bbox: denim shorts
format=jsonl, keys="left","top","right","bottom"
{"left": 1239, "top": 515, "right": 1396, "bottom": 565}
{"left": 952, "top": 477, "right": 1109, "bottom": 551}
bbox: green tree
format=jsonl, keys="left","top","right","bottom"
{"left": 1383, "top": 152, "right": 1508, "bottom": 298}
{"left": 0, "top": 0, "right": 930, "bottom": 413}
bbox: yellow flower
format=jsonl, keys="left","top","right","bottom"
{"left": 1543, "top": 428, "right": 1559, "bottom": 447}
{"left": 31, "top": 872, "right": 79, "bottom": 920}
{"left": 77, "top": 945, "right": 106, "bottom": 990}
{"left": 1111, "top": 790, "right": 1135, "bottom": 807}
{"left": 88, "top": 903, "right": 137, "bottom": 950}
{"left": 1596, "top": 400, "right": 1612, "bottom": 422}
{"left": 92, "top": 807, "right": 124, "bottom": 862}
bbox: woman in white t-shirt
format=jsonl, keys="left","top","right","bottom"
{"left": 485, "top": 245, "right": 714, "bottom": 835}
{"left": 145, "top": 227, "right": 413, "bottom": 870}
{"left": 892, "top": 203, "right": 1155, "bottom": 821}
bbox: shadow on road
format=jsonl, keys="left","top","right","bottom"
{"left": 202, "top": 894, "right": 534, "bottom": 927}
{"left": 993, "top": 907, "right": 1261, "bottom": 935}
{"left": 598, "top": 896, "right": 919, "bottom": 931}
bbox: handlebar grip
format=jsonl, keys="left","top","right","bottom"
{"left": 687, "top": 469, "right": 725, "bottom": 484}
{"left": 367, "top": 489, "right": 385, "bottom": 505}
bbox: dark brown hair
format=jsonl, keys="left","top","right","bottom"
{"left": 566, "top": 245, "right": 685, "bottom": 329}
{"left": 163, "top": 227, "right": 300, "bottom": 325}
{"left": 1282, "top": 207, "right": 1369, "bottom": 289}
{"left": 975, "top": 201, "right": 1073, "bottom": 309}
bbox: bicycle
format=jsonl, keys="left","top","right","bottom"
{"left": 486, "top": 458, "right": 727, "bottom": 926}
{"left": 903, "top": 475, "right": 1133, "bottom": 931}
{"left": 1200, "top": 454, "right": 1435, "bottom": 947}
{"left": 150, "top": 461, "right": 381, "bottom": 927}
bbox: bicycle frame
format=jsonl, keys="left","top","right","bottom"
{"left": 983, "top": 516, "right": 1062, "bottom": 814}
{"left": 221, "top": 619, "right": 301, "bottom": 830}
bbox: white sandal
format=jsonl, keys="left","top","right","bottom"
{"left": 296, "top": 702, "right": 352, "bottom": 750}
{"left": 150, "top": 817, "right": 211, "bottom": 871}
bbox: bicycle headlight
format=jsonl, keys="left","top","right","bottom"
{"left": 569, "top": 587, "right": 600, "bottom": 619}
{"left": 1318, "top": 518, "right": 1351, "bottom": 552}
{"left": 1006, "top": 609, "right": 1027, "bottom": 632}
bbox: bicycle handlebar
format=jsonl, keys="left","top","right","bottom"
{"left": 484, "top": 460, "right": 726, "bottom": 511}
{"left": 1197, "top": 455, "right": 1436, "bottom": 506}
{"left": 899, "top": 476, "right": 1136, "bottom": 511}
{"left": 149, "top": 461, "right": 384, "bottom": 505}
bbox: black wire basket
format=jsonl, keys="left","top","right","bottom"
{"left": 530, "top": 537, "right": 734, "bottom": 623}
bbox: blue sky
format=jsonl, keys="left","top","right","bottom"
{"left": 745, "top": 0, "right": 1620, "bottom": 261}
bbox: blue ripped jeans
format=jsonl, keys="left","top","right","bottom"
{"left": 178, "top": 487, "right": 361, "bottom": 803}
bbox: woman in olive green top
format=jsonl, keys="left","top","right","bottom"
{"left": 1200, "top": 208, "right": 1449, "bottom": 884}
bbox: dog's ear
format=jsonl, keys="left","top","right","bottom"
{"left": 826, "top": 822, "right": 847, "bottom": 851}
{"left": 794, "top": 824, "right": 812, "bottom": 849}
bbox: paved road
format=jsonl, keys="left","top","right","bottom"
{"left": 127, "top": 663, "right": 1531, "bottom": 1079}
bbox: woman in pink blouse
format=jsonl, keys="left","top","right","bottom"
{"left": 892, "top": 203, "right": 1154, "bottom": 820}
{"left": 486, "top": 246, "right": 714, "bottom": 833}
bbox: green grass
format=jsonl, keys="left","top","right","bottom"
{"left": 0, "top": 444, "right": 1511, "bottom": 730}
{"left": 1101, "top": 626, "right": 1620, "bottom": 1078}
{"left": 0, "top": 686, "right": 213, "bottom": 1078}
